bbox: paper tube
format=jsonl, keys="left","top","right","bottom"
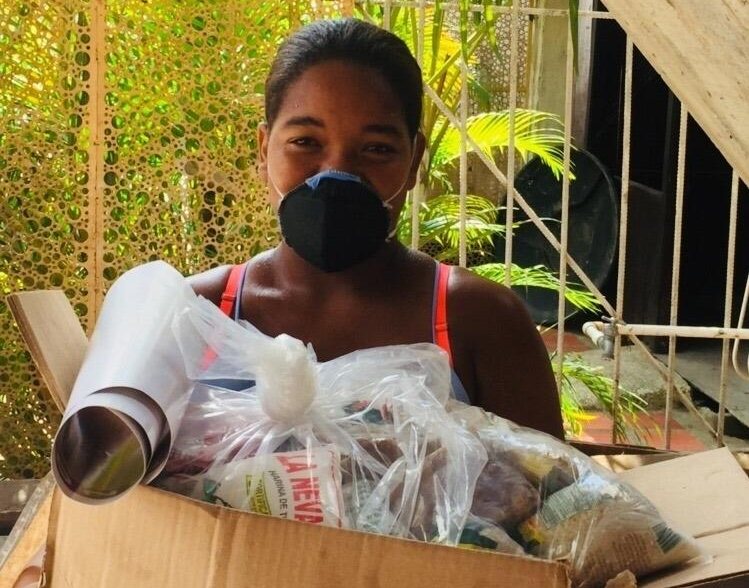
{"left": 53, "top": 261, "right": 194, "bottom": 503}
{"left": 52, "top": 406, "right": 150, "bottom": 504}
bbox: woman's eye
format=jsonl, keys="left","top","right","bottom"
{"left": 289, "top": 137, "right": 318, "bottom": 148}
{"left": 364, "top": 143, "right": 396, "bottom": 155}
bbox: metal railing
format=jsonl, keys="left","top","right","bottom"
{"left": 353, "top": 0, "right": 749, "bottom": 449}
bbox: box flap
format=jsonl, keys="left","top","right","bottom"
{"left": 619, "top": 448, "right": 749, "bottom": 538}
{"left": 46, "top": 485, "right": 571, "bottom": 588}
{"left": 0, "top": 476, "right": 53, "bottom": 588}
{"left": 593, "top": 453, "right": 683, "bottom": 472}
{"left": 595, "top": 452, "right": 749, "bottom": 477}
{"left": 615, "top": 449, "right": 749, "bottom": 588}
{"left": 571, "top": 441, "right": 672, "bottom": 457}
{"left": 640, "top": 527, "right": 749, "bottom": 588}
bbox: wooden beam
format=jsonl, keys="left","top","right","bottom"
{"left": 2, "top": 293, "right": 84, "bottom": 586}
{"left": 0, "top": 481, "right": 40, "bottom": 535}
{"left": 602, "top": 0, "right": 749, "bottom": 185}
{"left": 7, "top": 291, "right": 88, "bottom": 412}
{"left": 0, "top": 475, "right": 53, "bottom": 588}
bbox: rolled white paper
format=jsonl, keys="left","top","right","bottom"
{"left": 53, "top": 261, "right": 194, "bottom": 502}
{"left": 52, "top": 406, "right": 150, "bottom": 504}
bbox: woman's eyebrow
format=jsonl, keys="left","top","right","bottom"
{"left": 282, "top": 115, "right": 324, "bottom": 128}
{"left": 363, "top": 123, "right": 403, "bottom": 138}
{"left": 280, "top": 116, "right": 403, "bottom": 138}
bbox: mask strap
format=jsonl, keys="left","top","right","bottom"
{"left": 383, "top": 135, "right": 420, "bottom": 209}
{"left": 384, "top": 136, "right": 419, "bottom": 242}
{"left": 266, "top": 162, "right": 287, "bottom": 202}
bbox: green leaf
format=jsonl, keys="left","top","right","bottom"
{"left": 553, "top": 354, "right": 655, "bottom": 444}
{"left": 469, "top": 77, "right": 492, "bottom": 111}
{"left": 471, "top": 263, "right": 600, "bottom": 312}
{"left": 431, "top": 5, "right": 444, "bottom": 78}
{"left": 433, "top": 110, "right": 571, "bottom": 181}
{"left": 397, "top": 194, "right": 505, "bottom": 256}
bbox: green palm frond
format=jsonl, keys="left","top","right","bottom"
{"left": 553, "top": 354, "right": 654, "bottom": 444}
{"left": 433, "top": 110, "right": 569, "bottom": 179}
{"left": 398, "top": 194, "right": 505, "bottom": 256}
{"left": 558, "top": 387, "right": 597, "bottom": 438}
{"left": 388, "top": 6, "right": 465, "bottom": 70}
{"left": 471, "top": 263, "right": 600, "bottom": 313}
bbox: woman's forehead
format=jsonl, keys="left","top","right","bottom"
{"left": 275, "top": 60, "right": 408, "bottom": 132}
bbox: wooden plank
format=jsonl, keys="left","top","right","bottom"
{"left": 0, "top": 475, "right": 54, "bottom": 588}
{"left": 0, "top": 481, "right": 40, "bottom": 535}
{"left": 2, "top": 292, "right": 82, "bottom": 586}
{"left": 7, "top": 290, "right": 88, "bottom": 412}
{"left": 602, "top": 0, "right": 749, "bottom": 186}
{"left": 656, "top": 342, "right": 749, "bottom": 431}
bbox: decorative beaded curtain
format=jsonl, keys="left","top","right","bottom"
{"left": 476, "top": 0, "right": 531, "bottom": 111}
{"left": 1, "top": 0, "right": 91, "bottom": 479}
{"left": 0, "top": 0, "right": 346, "bottom": 479}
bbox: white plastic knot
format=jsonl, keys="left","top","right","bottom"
{"left": 256, "top": 334, "right": 318, "bottom": 423}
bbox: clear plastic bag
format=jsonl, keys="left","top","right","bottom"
{"left": 154, "top": 295, "right": 487, "bottom": 545}
{"left": 449, "top": 402, "right": 701, "bottom": 588}
{"left": 152, "top": 287, "right": 699, "bottom": 587}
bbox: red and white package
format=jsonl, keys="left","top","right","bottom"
{"left": 200, "top": 446, "right": 345, "bottom": 527}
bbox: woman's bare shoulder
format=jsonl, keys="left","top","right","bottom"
{"left": 448, "top": 265, "right": 564, "bottom": 438}
{"left": 186, "top": 265, "right": 233, "bottom": 305}
{"left": 448, "top": 265, "right": 528, "bottom": 327}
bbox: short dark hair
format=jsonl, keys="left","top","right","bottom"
{"left": 265, "top": 18, "right": 423, "bottom": 138}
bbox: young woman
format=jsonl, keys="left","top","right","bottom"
{"left": 190, "top": 18, "right": 564, "bottom": 439}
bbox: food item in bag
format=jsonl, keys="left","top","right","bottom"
{"left": 459, "top": 514, "right": 525, "bottom": 556}
{"left": 450, "top": 404, "right": 701, "bottom": 588}
{"left": 354, "top": 437, "right": 403, "bottom": 468}
{"left": 470, "top": 455, "right": 539, "bottom": 529}
{"left": 519, "top": 478, "right": 699, "bottom": 588}
{"left": 505, "top": 451, "right": 576, "bottom": 496}
{"left": 197, "top": 446, "right": 345, "bottom": 527}
{"left": 391, "top": 446, "right": 449, "bottom": 541}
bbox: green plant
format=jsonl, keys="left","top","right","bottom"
{"left": 472, "top": 263, "right": 599, "bottom": 313}
{"left": 553, "top": 354, "right": 652, "bottom": 444}
{"left": 398, "top": 193, "right": 598, "bottom": 310}
{"left": 359, "top": 3, "right": 576, "bottom": 188}
{"left": 397, "top": 193, "right": 507, "bottom": 258}
{"left": 434, "top": 110, "right": 567, "bottom": 180}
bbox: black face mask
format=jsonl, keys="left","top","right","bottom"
{"left": 276, "top": 170, "right": 400, "bottom": 272}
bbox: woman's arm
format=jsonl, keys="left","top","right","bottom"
{"left": 450, "top": 268, "right": 565, "bottom": 439}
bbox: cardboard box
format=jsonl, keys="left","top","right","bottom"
{"left": 4, "top": 290, "right": 749, "bottom": 588}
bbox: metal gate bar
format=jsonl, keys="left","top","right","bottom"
{"left": 718, "top": 171, "right": 741, "bottom": 443}
{"left": 356, "top": 0, "right": 748, "bottom": 448}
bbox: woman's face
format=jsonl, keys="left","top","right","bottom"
{"left": 258, "top": 59, "right": 425, "bottom": 225}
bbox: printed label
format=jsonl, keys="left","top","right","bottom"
{"left": 540, "top": 483, "right": 604, "bottom": 528}
{"left": 203, "top": 446, "right": 344, "bottom": 527}
{"left": 652, "top": 522, "right": 682, "bottom": 554}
